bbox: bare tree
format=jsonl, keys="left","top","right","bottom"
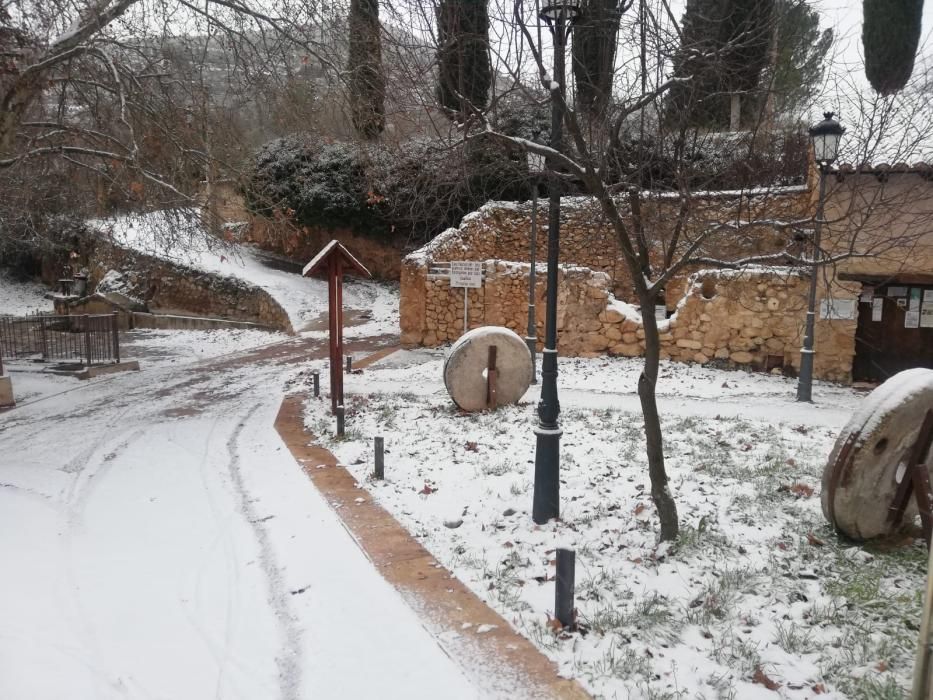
{"left": 378, "top": 0, "right": 933, "bottom": 541}
{"left": 0, "top": 0, "right": 338, "bottom": 254}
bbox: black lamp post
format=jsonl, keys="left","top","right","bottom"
{"left": 533, "top": 0, "right": 581, "bottom": 524}
{"left": 526, "top": 151, "right": 546, "bottom": 385}
{"left": 797, "top": 111, "right": 844, "bottom": 403}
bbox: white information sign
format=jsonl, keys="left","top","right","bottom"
{"left": 921, "top": 303, "right": 933, "bottom": 328}
{"left": 925, "top": 289, "right": 933, "bottom": 303}
{"left": 906, "top": 310, "right": 921, "bottom": 329}
{"left": 449, "top": 261, "right": 484, "bottom": 288}
{"left": 819, "top": 298, "right": 857, "bottom": 321}
{"left": 872, "top": 297, "right": 884, "bottom": 322}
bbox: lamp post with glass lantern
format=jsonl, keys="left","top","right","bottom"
{"left": 797, "top": 111, "right": 844, "bottom": 402}
{"left": 526, "top": 151, "right": 546, "bottom": 384}
{"left": 532, "top": 0, "right": 581, "bottom": 524}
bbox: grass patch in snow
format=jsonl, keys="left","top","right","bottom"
{"left": 306, "top": 377, "right": 924, "bottom": 699}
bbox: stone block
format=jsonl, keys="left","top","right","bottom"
{"left": 714, "top": 348, "right": 730, "bottom": 359}
{"left": 0, "top": 375, "right": 13, "bottom": 408}
{"left": 605, "top": 326, "right": 623, "bottom": 341}
{"left": 599, "top": 308, "right": 625, "bottom": 323}
{"left": 585, "top": 333, "right": 611, "bottom": 351}
{"left": 676, "top": 338, "right": 703, "bottom": 350}
{"left": 730, "top": 351, "right": 754, "bottom": 364}
{"left": 613, "top": 342, "right": 643, "bottom": 357}
{"left": 693, "top": 352, "right": 709, "bottom": 364}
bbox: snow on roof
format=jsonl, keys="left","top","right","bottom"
{"left": 302, "top": 239, "right": 371, "bottom": 279}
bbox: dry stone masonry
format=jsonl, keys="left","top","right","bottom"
{"left": 401, "top": 195, "right": 858, "bottom": 382}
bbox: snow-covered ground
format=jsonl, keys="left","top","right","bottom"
{"left": 0, "top": 329, "right": 480, "bottom": 700}
{"left": 309, "top": 352, "right": 926, "bottom": 699}
{"left": 90, "top": 211, "right": 399, "bottom": 335}
{"left": 0, "top": 271, "right": 52, "bottom": 316}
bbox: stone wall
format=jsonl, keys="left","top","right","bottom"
{"left": 80, "top": 239, "right": 293, "bottom": 333}
{"left": 400, "top": 190, "right": 870, "bottom": 381}
{"left": 245, "top": 215, "right": 404, "bottom": 280}
{"left": 403, "top": 256, "right": 857, "bottom": 381}
{"left": 408, "top": 190, "right": 810, "bottom": 302}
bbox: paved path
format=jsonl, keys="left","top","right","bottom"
{"left": 0, "top": 335, "right": 480, "bottom": 700}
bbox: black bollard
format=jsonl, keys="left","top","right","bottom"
{"left": 312, "top": 370, "right": 320, "bottom": 398}
{"left": 336, "top": 404, "right": 345, "bottom": 437}
{"left": 555, "top": 548, "right": 576, "bottom": 630}
{"left": 374, "top": 436, "right": 384, "bottom": 479}
{"left": 346, "top": 355, "right": 352, "bottom": 374}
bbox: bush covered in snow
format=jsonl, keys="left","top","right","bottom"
{"left": 243, "top": 134, "right": 532, "bottom": 243}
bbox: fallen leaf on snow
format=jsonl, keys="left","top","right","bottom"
{"left": 752, "top": 667, "right": 781, "bottom": 691}
{"left": 465, "top": 441, "right": 479, "bottom": 452}
{"left": 806, "top": 532, "right": 825, "bottom": 547}
{"left": 420, "top": 482, "right": 437, "bottom": 495}
{"left": 876, "top": 660, "right": 888, "bottom": 672}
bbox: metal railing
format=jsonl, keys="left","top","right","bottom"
{"left": 0, "top": 314, "right": 121, "bottom": 366}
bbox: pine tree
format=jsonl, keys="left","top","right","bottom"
{"left": 572, "top": 0, "right": 625, "bottom": 121}
{"left": 666, "top": 0, "right": 774, "bottom": 129}
{"left": 347, "top": 0, "right": 386, "bottom": 140}
{"left": 758, "top": 0, "right": 832, "bottom": 121}
{"left": 436, "top": 0, "right": 492, "bottom": 121}
{"left": 863, "top": 0, "right": 924, "bottom": 96}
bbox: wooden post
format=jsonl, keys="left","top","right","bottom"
{"left": 887, "top": 410, "right": 933, "bottom": 548}
{"left": 911, "top": 411, "right": 933, "bottom": 547}
{"left": 112, "top": 312, "right": 120, "bottom": 363}
{"left": 555, "top": 548, "right": 576, "bottom": 630}
{"left": 374, "top": 436, "right": 384, "bottom": 479}
{"left": 39, "top": 315, "right": 49, "bottom": 360}
{"left": 486, "top": 345, "right": 498, "bottom": 409}
{"left": 83, "top": 315, "right": 92, "bottom": 366}
{"left": 302, "top": 241, "right": 371, "bottom": 415}
{"left": 312, "top": 370, "right": 320, "bottom": 398}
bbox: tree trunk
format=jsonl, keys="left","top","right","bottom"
{"left": 0, "top": 76, "right": 41, "bottom": 157}
{"left": 730, "top": 93, "right": 741, "bottom": 132}
{"left": 638, "top": 290, "right": 679, "bottom": 541}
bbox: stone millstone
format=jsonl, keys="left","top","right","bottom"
{"left": 444, "top": 326, "right": 533, "bottom": 412}
{"left": 822, "top": 368, "right": 933, "bottom": 541}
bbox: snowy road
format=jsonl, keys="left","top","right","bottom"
{"left": 0, "top": 336, "right": 478, "bottom": 700}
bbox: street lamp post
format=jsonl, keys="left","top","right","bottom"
{"left": 797, "top": 111, "right": 844, "bottom": 403}
{"left": 533, "top": 0, "right": 580, "bottom": 524}
{"left": 526, "top": 151, "right": 546, "bottom": 385}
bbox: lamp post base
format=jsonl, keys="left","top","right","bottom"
{"left": 532, "top": 424, "right": 562, "bottom": 524}
{"left": 525, "top": 336, "right": 537, "bottom": 384}
{"left": 797, "top": 349, "right": 815, "bottom": 402}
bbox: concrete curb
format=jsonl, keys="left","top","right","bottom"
{"left": 274, "top": 377, "right": 590, "bottom": 698}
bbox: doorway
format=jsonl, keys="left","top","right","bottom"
{"left": 852, "top": 281, "right": 933, "bottom": 383}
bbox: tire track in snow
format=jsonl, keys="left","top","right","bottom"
{"left": 225, "top": 404, "right": 302, "bottom": 700}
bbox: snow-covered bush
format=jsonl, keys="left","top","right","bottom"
{"left": 243, "top": 134, "right": 533, "bottom": 243}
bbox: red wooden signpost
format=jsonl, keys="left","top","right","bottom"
{"left": 303, "top": 240, "right": 371, "bottom": 414}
